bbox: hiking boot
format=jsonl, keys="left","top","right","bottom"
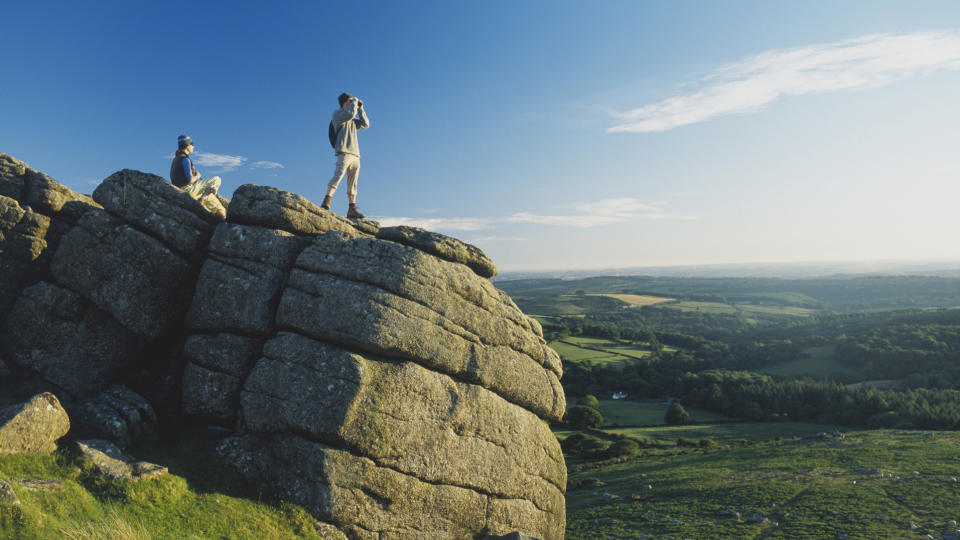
{"left": 347, "top": 203, "right": 365, "bottom": 219}
{"left": 321, "top": 195, "right": 332, "bottom": 210}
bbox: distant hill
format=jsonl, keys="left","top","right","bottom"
{"left": 496, "top": 260, "right": 960, "bottom": 281}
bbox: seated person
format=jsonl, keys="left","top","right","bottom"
{"left": 169, "top": 134, "right": 227, "bottom": 218}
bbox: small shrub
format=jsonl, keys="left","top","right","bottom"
{"left": 698, "top": 438, "right": 715, "bottom": 448}
{"left": 578, "top": 395, "right": 600, "bottom": 409}
{"left": 561, "top": 433, "right": 609, "bottom": 455}
{"left": 665, "top": 403, "right": 690, "bottom": 425}
{"left": 567, "top": 405, "right": 604, "bottom": 429}
{"left": 575, "top": 477, "right": 605, "bottom": 489}
{"left": 606, "top": 440, "right": 640, "bottom": 458}
{"left": 676, "top": 437, "right": 696, "bottom": 447}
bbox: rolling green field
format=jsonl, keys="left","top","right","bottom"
{"left": 548, "top": 336, "right": 673, "bottom": 367}
{"left": 592, "top": 399, "right": 736, "bottom": 427}
{"left": 757, "top": 345, "right": 860, "bottom": 379}
{"left": 660, "top": 300, "right": 815, "bottom": 318}
{"left": 549, "top": 340, "right": 632, "bottom": 366}
{"left": 606, "top": 421, "right": 844, "bottom": 445}
{"left": 566, "top": 430, "right": 960, "bottom": 539}
{"left": 591, "top": 293, "right": 675, "bottom": 307}
{"left": 512, "top": 293, "right": 628, "bottom": 316}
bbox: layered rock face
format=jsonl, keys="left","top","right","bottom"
{"left": 0, "top": 154, "right": 566, "bottom": 539}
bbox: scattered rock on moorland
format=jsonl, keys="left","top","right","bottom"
{"left": 15, "top": 478, "right": 64, "bottom": 492}
{"left": 0, "top": 480, "right": 19, "bottom": 506}
{"left": 72, "top": 385, "right": 157, "bottom": 448}
{"left": 75, "top": 439, "right": 167, "bottom": 482}
{"left": 0, "top": 393, "right": 69, "bottom": 455}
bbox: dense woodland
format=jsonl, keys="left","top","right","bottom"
{"left": 503, "top": 274, "right": 960, "bottom": 430}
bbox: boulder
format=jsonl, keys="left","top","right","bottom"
{"left": 5, "top": 282, "right": 144, "bottom": 398}
{"left": 0, "top": 196, "right": 50, "bottom": 263}
{"left": 92, "top": 169, "right": 221, "bottom": 260}
{"left": 0, "top": 153, "right": 27, "bottom": 200}
{"left": 0, "top": 154, "right": 567, "bottom": 539}
{"left": 483, "top": 533, "right": 542, "bottom": 540}
{"left": 20, "top": 168, "right": 97, "bottom": 220}
{"left": 14, "top": 478, "right": 64, "bottom": 492}
{"left": 181, "top": 333, "right": 264, "bottom": 422}
{"left": 75, "top": 439, "right": 167, "bottom": 481}
{"left": 0, "top": 480, "right": 19, "bottom": 506}
{"left": 227, "top": 184, "right": 367, "bottom": 237}
{"left": 72, "top": 385, "right": 157, "bottom": 448}
{"left": 0, "top": 197, "right": 50, "bottom": 318}
{"left": 313, "top": 521, "right": 349, "bottom": 540}
{"left": 276, "top": 232, "right": 565, "bottom": 420}
{"left": 50, "top": 208, "right": 197, "bottom": 339}
{"left": 222, "top": 333, "right": 565, "bottom": 539}
{"left": 219, "top": 434, "right": 561, "bottom": 540}
{"left": 377, "top": 225, "right": 498, "bottom": 278}
{"left": 0, "top": 155, "right": 99, "bottom": 320}
{"left": 0, "top": 153, "right": 98, "bottom": 220}
{"left": 185, "top": 223, "right": 309, "bottom": 334}
{"left": 0, "top": 393, "right": 70, "bottom": 455}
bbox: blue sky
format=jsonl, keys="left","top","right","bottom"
{"left": 4, "top": 1, "right": 960, "bottom": 271}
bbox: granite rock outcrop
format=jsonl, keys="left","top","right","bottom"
{"left": 0, "top": 153, "right": 566, "bottom": 539}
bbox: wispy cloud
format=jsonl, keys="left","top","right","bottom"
{"left": 507, "top": 198, "right": 693, "bottom": 228}
{"left": 251, "top": 161, "right": 284, "bottom": 169}
{"left": 465, "top": 236, "right": 530, "bottom": 244}
{"left": 191, "top": 152, "right": 248, "bottom": 171}
{"left": 609, "top": 30, "right": 960, "bottom": 133}
{"left": 375, "top": 198, "right": 692, "bottom": 231}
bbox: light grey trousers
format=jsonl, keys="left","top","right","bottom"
{"left": 183, "top": 176, "right": 226, "bottom": 215}
{"left": 327, "top": 153, "right": 360, "bottom": 199}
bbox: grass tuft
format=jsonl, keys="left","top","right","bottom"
{"left": 60, "top": 512, "right": 149, "bottom": 540}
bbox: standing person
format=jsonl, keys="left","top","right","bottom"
{"left": 169, "top": 134, "right": 227, "bottom": 218}
{"left": 323, "top": 92, "right": 370, "bottom": 218}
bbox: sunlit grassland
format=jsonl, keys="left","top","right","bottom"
{"left": 660, "top": 301, "right": 816, "bottom": 317}
{"left": 565, "top": 430, "right": 960, "bottom": 539}
{"left": 548, "top": 341, "right": 632, "bottom": 366}
{"left": 606, "top": 421, "right": 843, "bottom": 445}
{"left": 548, "top": 336, "right": 676, "bottom": 369}
{"left": 0, "top": 427, "right": 322, "bottom": 539}
{"left": 595, "top": 399, "right": 736, "bottom": 427}
{"left": 590, "top": 294, "right": 675, "bottom": 307}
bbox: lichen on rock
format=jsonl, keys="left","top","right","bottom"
{"left": 0, "top": 153, "right": 567, "bottom": 539}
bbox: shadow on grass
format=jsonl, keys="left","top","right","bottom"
{"left": 128, "top": 420, "right": 269, "bottom": 503}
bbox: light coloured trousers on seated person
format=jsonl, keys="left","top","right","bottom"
{"left": 183, "top": 176, "right": 226, "bottom": 215}
{"left": 327, "top": 153, "right": 360, "bottom": 200}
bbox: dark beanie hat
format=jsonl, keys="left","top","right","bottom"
{"left": 338, "top": 92, "right": 353, "bottom": 107}
{"left": 177, "top": 134, "right": 194, "bottom": 149}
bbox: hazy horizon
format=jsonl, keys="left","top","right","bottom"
{"left": 495, "top": 257, "right": 960, "bottom": 280}
{"left": 4, "top": 1, "right": 960, "bottom": 272}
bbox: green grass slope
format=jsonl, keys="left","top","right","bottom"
{"left": 0, "top": 426, "right": 324, "bottom": 540}
{"left": 566, "top": 429, "right": 960, "bottom": 539}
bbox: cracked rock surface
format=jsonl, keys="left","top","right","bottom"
{"left": 0, "top": 154, "right": 566, "bottom": 539}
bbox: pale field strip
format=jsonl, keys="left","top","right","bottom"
{"left": 590, "top": 294, "right": 675, "bottom": 307}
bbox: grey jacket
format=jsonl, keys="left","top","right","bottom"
{"left": 331, "top": 101, "right": 370, "bottom": 156}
